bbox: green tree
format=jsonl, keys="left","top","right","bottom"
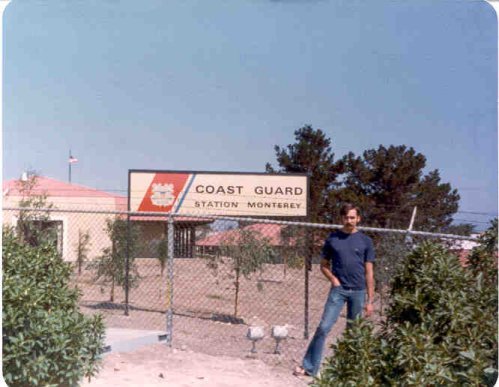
{"left": 89, "top": 217, "right": 142, "bottom": 302}
{"left": 2, "top": 227, "right": 105, "bottom": 386}
{"left": 267, "top": 130, "right": 462, "bottom": 231}
{"left": 441, "top": 222, "right": 476, "bottom": 236}
{"left": 315, "top": 221, "right": 498, "bottom": 386}
{"left": 279, "top": 225, "right": 309, "bottom": 277}
{"left": 265, "top": 125, "right": 343, "bottom": 223}
{"left": 157, "top": 237, "right": 168, "bottom": 277}
{"left": 205, "top": 228, "right": 276, "bottom": 317}
{"left": 14, "top": 173, "right": 57, "bottom": 249}
{"left": 373, "top": 232, "right": 411, "bottom": 316}
{"left": 74, "top": 229, "right": 91, "bottom": 275}
{"left": 334, "top": 145, "right": 460, "bottom": 231}
{"left": 467, "top": 218, "right": 498, "bottom": 288}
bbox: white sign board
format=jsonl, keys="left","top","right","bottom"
{"left": 129, "top": 170, "right": 308, "bottom": 217}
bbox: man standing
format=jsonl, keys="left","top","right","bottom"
{"left": 294, "top": 203, "right": 375, "bottom": 377}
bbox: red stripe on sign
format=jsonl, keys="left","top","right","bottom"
{"left": 137, "top": 173, "right": 190, "bottom": 212}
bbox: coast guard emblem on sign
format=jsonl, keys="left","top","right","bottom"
{"left": 151, "top": 183, "right": 175, "bottom": 207}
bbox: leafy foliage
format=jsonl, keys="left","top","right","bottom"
{"left": 265, "top": 125, "right": 343, "bottom": 223}
{"left": 279, "top": 225, "right": 307, "bottom": 275}
{"left": 467, "top": 218, "right": 498, "bottom": 288}
{"left": 74, "top": 229, "right": 91, "bottom": 275}
{"left": 334, "top": 145, "right": 460, "bottom": 231}
{"left": 314, "top": 318, "right": 386, "bottom": 387}
{"left": 14, "top": 173, "right": 57, "bottom": 248}
{"left": 267, "top": 130, "right": 461, "bottom": 232}
{"left": 441, "top": 222, "right": 476, "bottom": 236}
{"left": 2, "top": 228, "right": 105, "bottom": 386}
{"left": 314, "top": 221, "right": 498, "bottom": 386}
{"left": 89, "top": 217, "right": 142, "bottom": 302}
{"left": 204, "top": 228, "right": 276, "bottom": 316}
{"left": 372, "top": 232, "right": 412, "bottom": 315}
{"left": 157, "top": 237, "right": 168, "bottom": 276}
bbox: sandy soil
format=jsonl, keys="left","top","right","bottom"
{"left": 75, "top": 257, "right": 383, "bottom": 385}
{"left": 81, "top": 343, "right": 310, "bottom": 387}
{"left": 74, "top": 258, "right": 346, "bottom": 366}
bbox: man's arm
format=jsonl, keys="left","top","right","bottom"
{"left": 364, "top": 261, "right": 374, "bottom": 316}
{"left": 320, "top": 258, "right": 341, "bottom": 287}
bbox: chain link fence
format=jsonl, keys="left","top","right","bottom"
{"left": 2, "top": 206, "right": 479, "bottom": 369}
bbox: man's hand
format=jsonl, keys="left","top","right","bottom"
{"left": 364, "top": 262, "right": 374, "bottom": 317}
{"left": 364, "top": 302, "right": 374, "bottom": 317}
{"left": 331, "top": 278, "right": 341, "bottom": 287}
{"left": 320, "top": 258, "right": 341, "bottom": 287}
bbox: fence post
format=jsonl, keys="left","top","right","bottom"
{"left": 304, "top": 256, "right": 309, "bottom": 339}
{"left": 124, "top": 213, "right": 130, "bottom": 316}
{"left": 304, "top": 227, "right": 311, "bottom": 339}
{"left": 166, "top": 214, "right": 174, "bottom": 346}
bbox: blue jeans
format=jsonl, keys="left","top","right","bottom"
{"left": 302, "top": 285, "right": 366, "bottom": 376}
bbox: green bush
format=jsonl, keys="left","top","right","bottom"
{"left": 2, "top": 227, "right": 105, "bottom": 386}
{"left": 157, "top": 237, "right": 168, "bottom": 276}
{"left": 315, "top": 318, "right": 387, "bottom": 386}
{"left": 74, "top": 229, "right": 91, "bottom": 276}
{"left": 204, "top": 228, "right": 275, "bottom": 317}
{"left": 314, "top": 220, "right": 498, "bottom": 386}
{"left": 373, "top": 232, "right": 412, "bottom": 315}
{"left": 88, "top": 217, "right": 142, "bottom": 302}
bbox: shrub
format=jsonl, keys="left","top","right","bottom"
{"left": 373, "top": 232, "right": 411, "bottom": 315}
{"left": 314, "top": 221, "right": 498, "bottom": 386}
{"left": 204, "top": 228, "right": 275, "bottom": 317}
{"left": 74, "top": 229, "right": 91, "bottom": 275}
{"left": 315, "top": 318, "right": 386, "bottom": 386}
{"left": 2, "top": 227, "right": 105, "bottom": 386}
{"left": 157, "top": 237, "right": 168, "bottom": 276}
{"left": 280, "top": 225, "right": 307, "bottom": 272}
{"left": 88, "top": 217, "right": 142, "bottom": 302}
{"left": 14, "top": 173, "right": 57, "bottom": 250}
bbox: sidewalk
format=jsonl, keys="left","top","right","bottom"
{"left": 103, "top": 328, "right": 168, "bottom": 354}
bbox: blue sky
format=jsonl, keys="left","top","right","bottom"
{"left": 2, "top": 0, "right": 497, "bottom": 230}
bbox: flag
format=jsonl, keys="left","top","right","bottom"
{"left": 69, "top": 155, "right": 78, "bottom": 164}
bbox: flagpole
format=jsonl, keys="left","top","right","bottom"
{"left": 69, "top": 149, "right": 72, "bottom": 183}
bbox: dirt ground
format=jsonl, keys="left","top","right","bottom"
{"left": 75, "top": 258, "right": 383, "bottom": 385}
{"left": 81, "top": 343, "right": 310, "bottom": 387}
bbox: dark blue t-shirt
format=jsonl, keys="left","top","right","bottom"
{"left": 321, "top": 230, "right": 375, "bottom": 290}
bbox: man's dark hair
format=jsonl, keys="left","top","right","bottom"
{"left": 340, "top": 203, "right": 361, "bottom": 217}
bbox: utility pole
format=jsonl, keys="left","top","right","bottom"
{"left": 405, "top": 206, "right": 417, "bottom": 246}
{"left": 408, "top": 206, "right": 417, "bottom": 231}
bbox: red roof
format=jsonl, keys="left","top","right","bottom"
{"left": 197, "top": 223, "right": 291, "bottom": 246}
{"left": 197, "top": 223, "right": 328, "bottom": 247}
{"left": 3, "top": 176, "right": 123, "bottom": 199}
{"left": 3, "top": 176, "right": 127, "bottom": 210}
{"left": 2, "top": 176, "right": 210, "bottom": 218}
{"left": 130, "top": 215, "right": 213, "bottom": 224}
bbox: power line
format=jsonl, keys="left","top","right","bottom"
{"left": 452, "top": 218, "right": 492, "bottom": 224}
{"left": 456, "top": 210, "right": 498, "bottom": 216}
